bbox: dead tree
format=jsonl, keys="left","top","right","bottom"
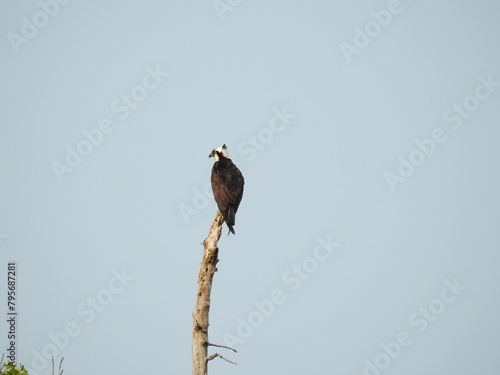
{"left": 192, "top": 212, "right": 237, "bottom": 375}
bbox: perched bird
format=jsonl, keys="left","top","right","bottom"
{"left": 209, "top": 144, "right": 244, "bottom": 235}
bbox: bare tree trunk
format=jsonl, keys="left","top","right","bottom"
{"left": 192, "top": 212, "right": 224, "bottom": 375}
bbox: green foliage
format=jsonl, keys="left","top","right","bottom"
{"left": 0, "top": 362, "right": 29, "bottom": 375}
{"left": 0, "top": 355, "right": 63, "bottom": 375}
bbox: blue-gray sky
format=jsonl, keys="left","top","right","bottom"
{"left": 1, "top": 1, "right": 500, "bottom": 374}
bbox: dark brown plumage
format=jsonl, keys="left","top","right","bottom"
{"left": 209, "top": 145, "right": 244, "bottom": 235}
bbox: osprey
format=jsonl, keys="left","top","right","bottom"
{"left": 209, "top": 144, "right": 244, "bottom": 235}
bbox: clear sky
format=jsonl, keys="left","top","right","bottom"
{"left": 1, "top": 1, "right": 500, "bottom": 374}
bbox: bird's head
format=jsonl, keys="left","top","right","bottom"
{"left": 209, "top": 144, "right": 229, "bottom": 161}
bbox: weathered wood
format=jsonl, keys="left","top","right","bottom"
{"left": 192, "top": 212, "right": 224, "bottom": 375}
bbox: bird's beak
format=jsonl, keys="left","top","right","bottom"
{"left": 208, "top": 151, "right": 213, "bottom": 158}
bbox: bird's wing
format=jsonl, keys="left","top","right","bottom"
{"left": 211, "top": 170, "right": 244, "bottom": 211}
{"left": 212, "top": 181, "right": 232, "bottom": 212}
{"left": 229, "top": 172, "right": 244, "bottom": 212}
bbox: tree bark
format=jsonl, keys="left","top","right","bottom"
{"left": 192, "top": 212, "right": 224, "bottom": 375}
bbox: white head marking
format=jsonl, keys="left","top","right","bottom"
{"left": 211, "top": 144, "right": 229, "bottom": 161}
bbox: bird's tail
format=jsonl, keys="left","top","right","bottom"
{"left": 224, "top": 206, "right": 236, "bottom": 235}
